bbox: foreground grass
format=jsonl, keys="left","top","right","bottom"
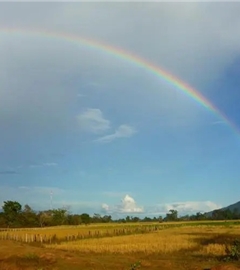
{"left": 1, "top": 222, "right": 240, "bottom": 269}
{"left": 1, "top": 240, "right": 240, "bottom": 270}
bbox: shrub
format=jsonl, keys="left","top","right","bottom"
{"left": 225, "top": 239, "right": 240, "bottom": 261}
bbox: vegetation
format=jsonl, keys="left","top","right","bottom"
{"left": 1, "top": 200, "right": 240, "bottom": 228}
{"left": 225, "top": 240, "right": 240, "bottom": 261}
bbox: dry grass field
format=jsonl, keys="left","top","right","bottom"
{"left": 1, "top": 222, "right": 240, "bottom": 270}
{"left": 46, "top": 226, "right": 231, "bottom": 255}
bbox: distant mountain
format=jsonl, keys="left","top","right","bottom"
{"left": 221, "top": 201, "right": 240, "bottom": 212}
{"left": 207, "top": 201, "right": 240, "bottom": 217}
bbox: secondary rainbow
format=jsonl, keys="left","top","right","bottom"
{"left": 1, "top": 27, "right": 239, "bottom": 135}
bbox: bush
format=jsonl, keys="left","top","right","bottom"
{"left": 225, "top": 239, "right": 240, "bottom": 261}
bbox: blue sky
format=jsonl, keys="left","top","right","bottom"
{"left": 0, "top": 3, "right": 240, "bottom": 217}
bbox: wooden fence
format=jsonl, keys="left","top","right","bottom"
{"left": 0, "top": 225, "right": 167, "bottom": 244}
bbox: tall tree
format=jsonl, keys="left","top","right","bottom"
{"left": 80, "top": 213, "right": 91, "bottom": 224}
{"left": 23, "top": 204, "right": 33, "bottom": 213}
{"left": 21, "top": 204, "right": 38, "bottom": 227}
{"left": 38, "top": 210, "right": 53, "bottom": 227}
{"left": 165, "top": 209, "right": 178, "bottom": 221}
{"left": 2, "top": 201, "right": 22, "bottom": 227}
{"left": 52, "top": 208, "right": 68, "bottom": 225}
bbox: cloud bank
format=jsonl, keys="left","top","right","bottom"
{"left": 102, "top": 195, "right": 221, "bottom": 216}
{"left": 149, "top": 201, "right": 222, "bottom": 216}
{"left": 95, "top": 125, "right": 136, "bottom": 143}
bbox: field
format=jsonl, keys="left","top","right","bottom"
{"left": 1, "top": 221, "right": 240, "bottom": 270}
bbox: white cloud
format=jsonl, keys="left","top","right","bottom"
{"left": 150, "top": 201, "right": 222, "bottom": 216}
{"left": 95, "top": 125, "right": 136, "bottom": 143}
{"left": 101, "top": 203, "right": 110, "bottom": 212}
{"left": 77, "top": 108, "right": 110, "bottom": 134}
{"left": 102, "top": 194, "right": 144, "bottom": 214}
{"left": 118, "top": 194, "right": 144, "bottom": 213}
{"left": 77, "top": 110, "right": 136, "bottom": 143}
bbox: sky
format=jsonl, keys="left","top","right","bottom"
{"left": 0, "top": 2, "right": 240, "bottom": 217}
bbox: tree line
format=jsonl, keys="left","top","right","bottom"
{"left": 0, "top": 200, "right": 240, "bottom": 228}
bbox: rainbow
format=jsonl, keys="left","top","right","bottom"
{"left": 1, "top": 27, "right": 239, "bottom": 135}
